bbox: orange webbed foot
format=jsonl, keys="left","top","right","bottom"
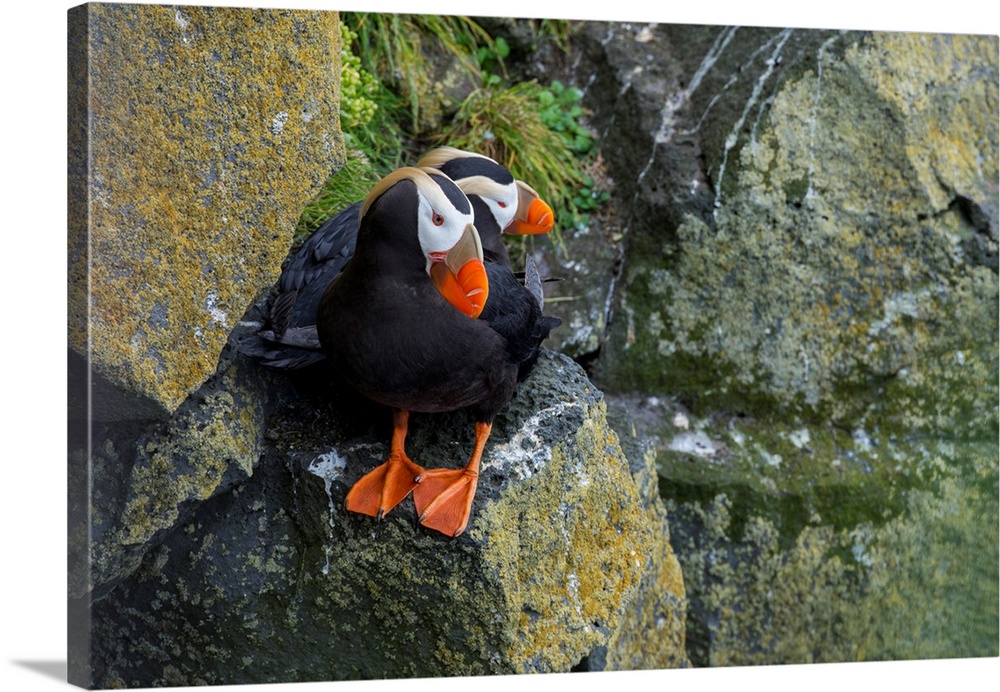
{"left": 412, "top": 467, "right": 479, "bottom": 538}
{"left": 345, "top": 452, "right": 424, "bottom": 520}
{"left": 412, "top": 421, "right": 491, "bottom": 538}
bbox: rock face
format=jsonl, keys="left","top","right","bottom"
{"left": 67, "top": 4, "right": 346, "bottom": 684}
{"left": 69, "top": 8, "right": 689, "bottom": 688}
{"left": 68, "top": 322, "right": 296, "bottom": 603}
{"left": 70, "top": 8, "right": 997, "bottom": 685}
{"left": 578, "top": 26, "right": 998, "bottom": 427}
{"left": 541, "top": 23, "right": 999, "bottom": 665}
{"left": 67, "top": 3, "right": 345, "bottom": 417}
{"left": 530, "top": 212, "right": 623, "bottom": 361}
{"left": 86, "top": 352, "right": 687, "bottom": 687}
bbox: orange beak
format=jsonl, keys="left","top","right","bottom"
{"left": 429, "top": 224, "right": 489, "bottom": 318}
{"left": 505, "top": 181, "right": 555, "bottom": 235}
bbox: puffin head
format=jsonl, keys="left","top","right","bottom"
{"left": 416, "top": 147, "right": 555, "bottom": 236}
{"left": 360, "top": 166, "right": 489, "bottom": 319}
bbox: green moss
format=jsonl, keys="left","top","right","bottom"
{"left": 661, "top": 408, "right": 998, "bottom": 665}
{"left": 80, "top": 351, "right": 292, "bottom": 596}
{"left": 656, "top": 414, "right": 916, "bottom": 551}
{"left": 781, "top": 175, "right": 810, "bottom": 206}
{"left": 599, "top": 32, "right": 998, "bottom": 437}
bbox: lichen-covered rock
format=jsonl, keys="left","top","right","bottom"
{"left": 84, "top": 352, "right": 686, "bottom": 686}
{"left": 608, "top": 389, "right": 998, "bottom": 664}
{"left": 588, "top": 27, "right": 998, "bottom": 431}
{"left": 603, "top": 422, "right": 689, "bottom": 671}
{"left": 556, "top": 22, "right": 998, "bottom": 667}
{"left": 69, "top": 315, "right": 296, "bottom": 601}
{"left": 664, "top": 433, "right": 998, "bottom": 665}
{"left": 67, "top": 4, "right": 345, "bottom": 417}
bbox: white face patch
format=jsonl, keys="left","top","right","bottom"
{"left": 359, "top": 167, "right": 480, "bottom": 274}
{"left": 415, "top": 178, "right": 477, "bottom": 272}
{"left": 480, "top": 182, "right": 518, "bottom": 230}
{"left": 454, "top": 175, "right": 518, "bottom": 230}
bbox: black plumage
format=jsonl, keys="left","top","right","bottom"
{"left": 245, "top": 149, "right": 559, "bottom": 376}
{"left": 270, "top": 200, "right": 362, "bottom": 339}
{"left": 315, "top": 166, "right": 554, "bottom": 536}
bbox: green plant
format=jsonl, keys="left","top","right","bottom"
{"left": 536, "top": 81, "right": 593, "bottom": 155}
{"left": 341, "top": 88, "right": 407, "bottom": 175}
{"left": 294, "top": 150, "right": 381, "bottom": 241}
{"left": 573, "top": 173, "right": 612, "bottom": 214}
{"left": 439, "top": 78, "right": 605, "bottom": 232}
{"left": 537, "top": 19, "right": 573, "bottom": 50}
{"left": 342, "top": 13, "right": 498, "bottom": 128}
{"left": 476, "top": 36, "right": 509, "bottom": 77}
{"left": 338, "top": 22, "right": 379, "bottom": 130}
{"left": 335, "top": 19, "right": 409, "bottom": 173}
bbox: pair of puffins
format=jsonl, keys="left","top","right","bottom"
{"left": 259, "top": 147, "right": 560, "bottom": 538}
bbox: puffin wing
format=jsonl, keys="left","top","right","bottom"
{"left": 480, "top": 260, "right": 561, "bottom": 380}
{"left": 280, "top": 200, "right": 363, "bottom": 292}
{"left": 271, "top": 201, "right": 363, "bottom": 336}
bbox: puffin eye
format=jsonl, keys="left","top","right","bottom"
{"left": 432, "top": 212, "right": 445, "bottom": 226}
{"left": 497, "top": 201, "right": 507, "bottom": 208}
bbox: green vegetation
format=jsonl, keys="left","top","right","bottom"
{"left": 440, "top": 80, "right": 597, "bottom": 229}
{"left": 342, "top": 12, "right": 493, "bottom": 129}
{"left": 297, "top": 13, "right": 607, "bottom": 246}
{"left": 337, "top": 23, "right": 379, "bottom": 131}
{"left": 294, "top": 150, "right": 380, "bottom": 240}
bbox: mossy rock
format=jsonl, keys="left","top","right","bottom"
{"left": 549, "top": 20, "right": 999, "bottom": 669}
{"left": 608, "top": 391, "right": 998, "bottom": 665}
{"left": 68, "top": 4, "right": 346, "bottom": 417}
{"left": 662, "top": 427, "right": 998, "bottom": 665}
{"left": 85, "top": 352, "right": 688, "bottom": 686}
{"left": 69, "top": 319, "right": 296, "bottom": 601}
{"left": 591, "top": 28, "right": 998, "bottom": 434}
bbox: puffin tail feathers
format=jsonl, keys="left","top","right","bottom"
{"left": 239, "top": 326, "right": 326, "bottom": 369}
{"left": 523, "top": 253, "right": 545, "bottom": 311}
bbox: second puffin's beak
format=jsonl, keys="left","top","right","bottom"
{"left": 505, "top": 181, "right": 555, "bottom": 235}
{"left": 429, "top": 224, "right": 489, "bottom": 318}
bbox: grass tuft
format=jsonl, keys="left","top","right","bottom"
{"left": 294, "top": 150, "right": 381, "bottom": 242}
{"left": 439, "top": 79, "right": 604, "bottom": 233}
{"left": 299, "top": 15, "right": 607, "bottom": 255}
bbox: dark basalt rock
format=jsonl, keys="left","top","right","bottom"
{"left": 84, "top": 351, "right": 687, "bottom": 687}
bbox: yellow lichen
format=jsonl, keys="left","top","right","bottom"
{"left": 475, "top": 403, "right": 656, "bottom": 671}
{"left": 69, "top": 5, "right": 345, "bottom": 412}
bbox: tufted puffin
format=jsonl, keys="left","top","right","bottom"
{"left": 247, "top": 148, "right": 555, "bottom": 370}
{"left": 316, "top": 167, "right": 557, "bottom": 537}
{"left": 415, "top": 147, "right": 555, "bottom": 268}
